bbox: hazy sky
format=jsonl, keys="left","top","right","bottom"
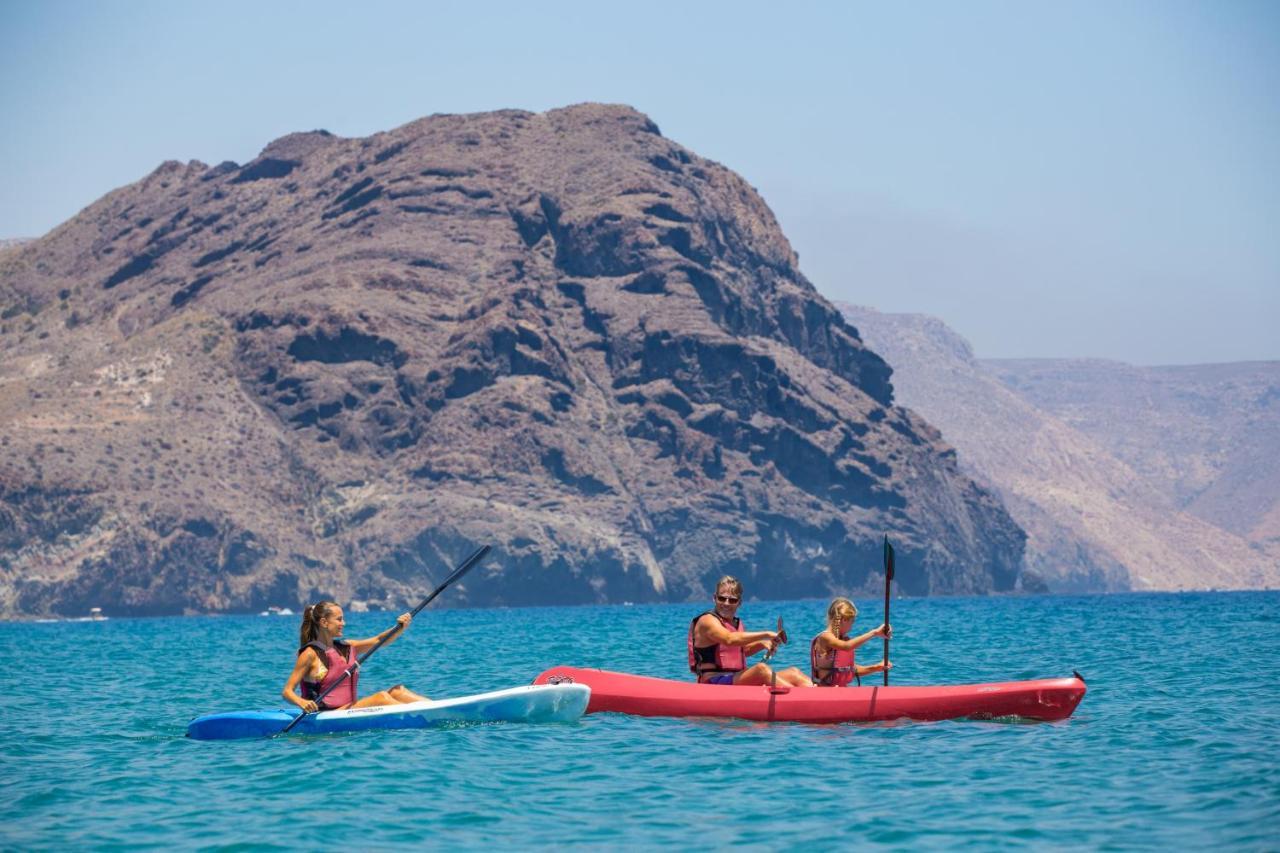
{"left": 2, "top": 1, "right": 1276, "bottom": 364}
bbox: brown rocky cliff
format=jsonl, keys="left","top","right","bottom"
{"left": 0, "top": 104, "right": 1024, "bottom": 617}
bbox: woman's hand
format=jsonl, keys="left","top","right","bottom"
{"left": 383, "top": 613, "right": 412, "bottom": 639}
{"left": 301, "top": 700, "right": 318, "bottom": 713}
{"left": 880, "top": 660, "right": 893, "bottom": 673}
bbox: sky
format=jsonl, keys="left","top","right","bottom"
{"left": 1, "top": 0, "right": 1276, "bottom": 365}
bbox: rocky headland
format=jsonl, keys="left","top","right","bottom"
{"left": 0, "top": 105, "right": 1025, "bottom": 618}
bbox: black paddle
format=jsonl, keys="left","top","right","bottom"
{"left": 883, "top": 535, "right": 894, "bottom": 686}
{"left": 278, "top": 543, "right": 491, "bottom": 735}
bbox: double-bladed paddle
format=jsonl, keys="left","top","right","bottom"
{"left": 278, "top": 543, "right": 491, "bottom": 735}
{"left": 883, "top": 535, "right": 895, "bottom": 686}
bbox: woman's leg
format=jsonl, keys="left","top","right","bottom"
{"left": 347, "top": 685, "right": 428, "bottom": 708}
{"left": 348, "top": 691, "right": 398, "bottom": 709}
{"left": 388, "top": 684, "right": 428, "bottom": 703}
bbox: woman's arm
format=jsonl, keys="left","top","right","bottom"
{"left": 349, "top": 612, "right": 412, "bottom": 653}
{"left": 282, "top": 648, "right": 319, "bottom": 712}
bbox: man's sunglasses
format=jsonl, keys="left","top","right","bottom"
{"left": 716, "top": 595, "right": 740, "bottom": 604}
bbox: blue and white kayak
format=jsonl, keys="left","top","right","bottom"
{"left": 187, "top": 683, "right": 590, "bottom": 740}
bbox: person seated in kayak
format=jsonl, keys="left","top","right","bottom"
{"left": 688, "top": 576, "right": 813, "bottom": 687}
{"left": 810, "top": 597, "right": 891, "bottom": 687}
{"left": 282, "top": 601, "right": 429, "bottom": 712}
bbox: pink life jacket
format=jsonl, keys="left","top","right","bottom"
{"left": 811, "top": 634, "right": 858, "bottom": 687}
{"left": 688, "top": 611, "right": 746, "bottom": 679}
{"left": 299, "top": 641, "right": 359, "bottom": 709}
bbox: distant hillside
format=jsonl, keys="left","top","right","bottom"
{"left": 985, "top": 359, "right": 1280, "bottom": 549}
{"left": 840, "top": 304, "right": 1278, "bottom": 592}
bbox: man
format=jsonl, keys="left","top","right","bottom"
{"left": 687, "top": 575, "right": 813, "bottom": 687}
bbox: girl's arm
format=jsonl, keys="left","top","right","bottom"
{"left": 350, "top": 612, "right": 412, "bottom": 653}
{"left": 856, "top": 660, "right": 892, "bottom": 677}
{"left": 282, "top": 648, "right": 319, "bottom": 712}
{"left": 825, "top": 623, "right": 890, "bottom": 652}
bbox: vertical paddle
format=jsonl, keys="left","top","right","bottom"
{"left": 883, "top": 535, "right": 894, "bottom": 686}
{"left": 278, "top": 543, "right": 491, "bottom": 735}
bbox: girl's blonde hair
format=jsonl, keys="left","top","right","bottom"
{"left": 826, "top": 597, "right": 857, "bottom": 631}
{"left": 299, "top": 601, "right": 339, "bottom": 648}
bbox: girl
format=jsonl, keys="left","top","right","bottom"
{"left": 282, "top": 601, "right": 428, "bottom": 712}
{"left": 810, "top": 597, "right": 891, "bottom": 686}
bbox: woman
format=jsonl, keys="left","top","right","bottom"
{"left": 688, "top": 576, "right": 813, "bottom": 687}
{"left": 282, "top": 601, "right": 428, "bottom": 712}
{"left": 810, "top": 597, "right": 891, "bottom": 687}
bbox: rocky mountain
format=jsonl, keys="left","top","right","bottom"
{"left": 840, "top": 305, "right": 1278, "bottom": 592}
{"left": 0, "top": 105, "right": 1025, "bottom": 618}
{"left": 986, "top": 359, "right": 1280, "bottom": 550}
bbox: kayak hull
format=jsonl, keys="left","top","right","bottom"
{"left": 187, "top": 683, "right": 590, "bottom": 740}
{"left": 533, "top": 667, "right": 1085, "bottom": 724}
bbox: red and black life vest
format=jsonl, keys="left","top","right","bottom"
{"left": 299, "top": 640, "right": 358, "bottom": 709}
{"left": 810, "top": 635, "right": 859, "bottom": 687}
{"left": 688, "top": 611, "right": 746, "bottom": 680}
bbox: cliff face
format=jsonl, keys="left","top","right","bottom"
{"left": 841, "top": 304, "right": 1279, "bottom": 592}
{"left": 0, "top": 105, "right": 1024, "bottom": 617}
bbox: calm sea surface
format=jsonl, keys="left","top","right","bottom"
{"left": 3, "top": 591, "right": 1278, "bottom": 849}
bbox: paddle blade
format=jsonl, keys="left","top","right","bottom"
{"left": 883, "top": 535, "right": 895, "bottom": 581}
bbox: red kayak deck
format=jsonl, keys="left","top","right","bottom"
{"left": 534, "top": 667, "right": 1086, "bottom": 723}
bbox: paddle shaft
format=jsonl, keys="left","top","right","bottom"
{"left": 883, "top": 569, "right": 891, "bottom": 686}
{"left": 279, "top": 544, "right": 490, "bottom": 734}
{"left": 764, "top": 616, "right": 785, "bottom": 663}
{"left": 883, "top": 535, "right": 894, "bottom": 686}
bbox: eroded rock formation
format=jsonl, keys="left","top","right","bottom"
{"left": 0, "top": 105, "right": 1024, "bottom": 617}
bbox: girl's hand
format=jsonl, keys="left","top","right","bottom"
{"left": 302, "top": 700, "right": 318, "bottom": 713}
{"left": 397, "top": 613, "right": 412, "bottom": 629}
{"left": 876, "top": 623, "right": 892, "bottom": 639}
{"left": 880, "top": 660, "right": 893, "bottom": 673}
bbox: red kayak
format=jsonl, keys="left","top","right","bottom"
{"left": 534, "top": 667, "right": 1086, "bottom": 724}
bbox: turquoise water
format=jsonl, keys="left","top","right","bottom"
{"left": 4, "top": 592, "right": 1278, "bottom": 849}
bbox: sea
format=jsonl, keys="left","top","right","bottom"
{"left": 3, "top": 591, "right": 1278, "bottom": 850}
